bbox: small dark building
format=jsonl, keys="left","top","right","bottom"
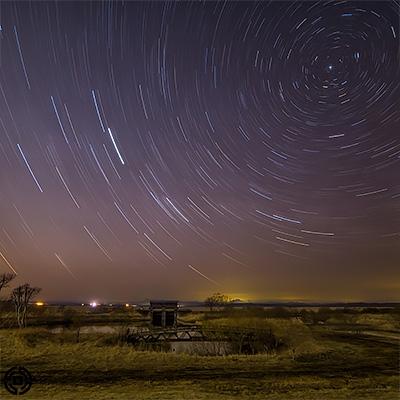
{"left": 150, "top": 300, "right": 178, "bottom": 328}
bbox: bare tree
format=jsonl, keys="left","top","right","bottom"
{"left": 205, "top": 292, "right": 231, "bottom": 311}
{"left": 0, "top": 272, "right": 16, "bottom": 294}
{"left": 11, "top": 284, "right": 41, "bottom": 328}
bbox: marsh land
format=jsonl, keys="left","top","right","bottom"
{"left": 0, "top": 304, "right": 398, "bottom": 399}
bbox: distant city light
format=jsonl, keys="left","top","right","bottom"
{"left": 125, "top": 303, "right": 130, "bottom": 307}
{"left": 90, "top": 301, "right": 98, "bottom": 308}
{"left": 35, "top": 301, "right": 44, "bottom": 306}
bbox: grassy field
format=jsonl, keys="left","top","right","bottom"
{"left": 0, "top": 308, "right": 399, "bottom": 399}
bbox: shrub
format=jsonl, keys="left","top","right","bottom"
{"left": 202, "top": 317, "right": 280, "bottom": 354}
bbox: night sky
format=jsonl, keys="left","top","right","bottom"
{"left": 0, "top": 1, "right": 399, "bottom": 302}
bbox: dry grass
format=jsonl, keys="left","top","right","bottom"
{"left": 0, "top": 320, "right": 398, "bottom": 400}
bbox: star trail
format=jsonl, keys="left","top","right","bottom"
{"left": 0, "top": 1, "right": 399, "bottom": 302}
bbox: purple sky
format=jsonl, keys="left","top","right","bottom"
{"left": 0, "top": 1, "right": 399, "bottom": 302}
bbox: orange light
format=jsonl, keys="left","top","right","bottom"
{"left": 36, "top": 301, "right": 44, "bottom": 306}
{"left": 125, "top": 303, "right": 129, "bottom": 307}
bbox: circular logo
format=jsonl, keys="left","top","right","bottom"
{"left": 4, "top": 366, "right": 32, "bottom": 395}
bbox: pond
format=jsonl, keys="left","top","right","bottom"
{"left": 49, "top": 325, "right": 232, "bottom": 354}
{"left": 50, "top": 325, "right": 132, "bottom": 334}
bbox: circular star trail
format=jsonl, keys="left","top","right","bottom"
{"left": 0, "top": 1, "right": 399, "bottom": 301}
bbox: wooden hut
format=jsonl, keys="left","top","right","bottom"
{"left": 150, "top": 300, "right": 178, "bottom": 328}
